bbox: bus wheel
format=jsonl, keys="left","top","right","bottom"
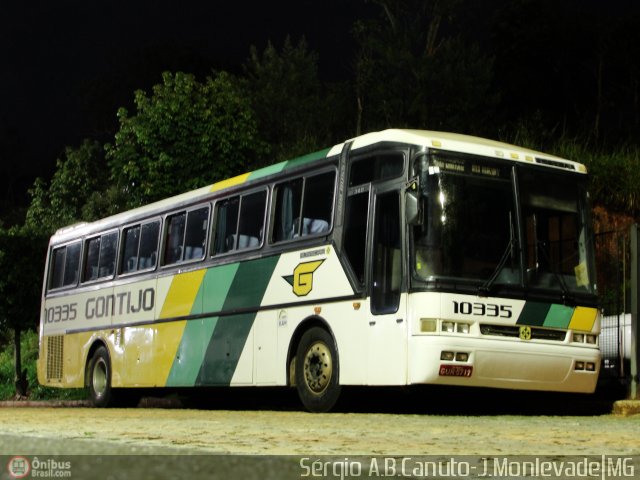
{"left": 295, "top": 327, "right": 341, "bottom": 412}
{"left": 88, "top": 346, "right": 112, "bottom": 408}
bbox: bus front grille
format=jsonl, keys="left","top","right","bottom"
{"left": 480, "top": 324, "right": 567, "bottom": 342}
{"left": 46, "top": 336, "right": 64, "bottom": 381}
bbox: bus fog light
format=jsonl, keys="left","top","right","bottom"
{"left": 586, "top": 362, "right": 596, "bottom": 371}
{"left": 441, "top": 351, "right": 455, "bottom": 361}
{"left": 420, "top": 318, "right": 437, "bottom": 333}
{"left": 573, "top": 333, "right": 584, "bottom": 343}
{"left": 455, "top": 352, "right": 469, "bottom": 362}
{"left": 585, "top": 335, "right": 597, "bottom": 344}
{"left": 442, "top": 321, "right": 455, "bottom": 333}
{"left": 575, "top": 361, "right": 585, "bottom": 370}
{"left": 456, "top": 323, "right": 470, "bottom": 334}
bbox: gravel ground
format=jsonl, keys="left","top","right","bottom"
{"left": 0, "top": 388, "right": 638, "bottom": 456}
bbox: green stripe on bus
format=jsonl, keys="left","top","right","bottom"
{"left": 283, "top": 147, "right": 332, "bottom": 171}
{"left": 165, "top": 263, "right": 241, "bottom": 386}
{"left": 516, "top": 301, "right": 550, "bottom": 327}
{"left": 543, "top": 303, "right": 574, "bottom": 329}
{"left": 195, "top": 255, "right": 280, "bottom": 386}
{"left": 246, "top": 147, "right": 331, "bottom": 183}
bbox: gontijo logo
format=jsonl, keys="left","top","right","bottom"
{"left": 7, "top": 456, "right": 30, "bottom": 479}
{"left": 283, "top": 260, "right": 325, "bottom": 296}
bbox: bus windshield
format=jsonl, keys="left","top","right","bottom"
{"left": 412, "top": 154, "right": 596, "bottom": 297}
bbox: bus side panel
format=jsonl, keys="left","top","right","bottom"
{"left": 164, "top": 257, "right": 279, "bottom": 387}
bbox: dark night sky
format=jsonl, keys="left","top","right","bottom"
{"left": 1, "top": 0, "right": 639, "bottom": 217}
{"left": 0, "top": 0, "right": 361, "bottom": 210}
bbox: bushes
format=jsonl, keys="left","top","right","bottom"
{"left": 0, "top": 330, "right": 85, "bottom": 401}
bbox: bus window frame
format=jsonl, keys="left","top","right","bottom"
{"left": 80, "top": 229, "right": 120, "bottom": 285}
{"left": 118, "top": 217, "right": 162, "bottom": 278}
{"left": 47, "top": 240, "right": 83, "bottom": 293}
{"left": 268, "top": 166, "right": 338, "bottom": 247}
{"left": 210, "top": 187, "right": 269, "bottom": 258}
{"left": 160, "top": 203, "right": 211, "bottom": 269}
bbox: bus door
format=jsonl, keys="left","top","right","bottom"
{"left": 366, "top": 188, "right": 407, "bottom": 385}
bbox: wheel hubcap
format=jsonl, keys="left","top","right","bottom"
{"left": 303, "top": 341, "right": 332, "bottom": 394}
{"left": 92, "top": 359, "right": 107, "bottom": 398}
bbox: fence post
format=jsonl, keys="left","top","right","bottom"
{"left": 630, "top": 224, "right": 639, "bottom": 399}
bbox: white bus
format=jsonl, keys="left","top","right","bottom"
{"left": 37, "top": 129, "right": 600, "bottom": 412}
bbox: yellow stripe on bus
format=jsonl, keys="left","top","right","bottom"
{"left": 568, "top": 306, "right": 598, "bottom": 332}
{"left": 159, "top": 270, "right": 207, "bottom": 319}
{"left": 209, "top": 172, "right": 251, "bottom": 192}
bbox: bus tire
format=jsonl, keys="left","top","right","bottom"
{"left": 295, "top": 327, "right": 341, "bottom": 412}
{"left": 88, "top": 346, "right": 112, "bottom": 408}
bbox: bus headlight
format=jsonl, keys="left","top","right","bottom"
{"left": 420, "top": 318, "right": 438, "bottom": 333}
{"left": 442, "top": 321, "right": 455, "bottom": 333}
{"left": 456, "top": 323, "right": 470, "bottom": 334}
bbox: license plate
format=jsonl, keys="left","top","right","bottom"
{"left": 439, "top": 365, "right": 473, "bottom": 377}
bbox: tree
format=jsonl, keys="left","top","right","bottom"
{"left": 243, "top": 37, "right": 340, "bottom": 161}
{"left": 106, "top": 71, "right": 267, "bottom": 209}
{"left": 0, "top": 224, "right": 48, "bottom": 397}
{"left": 353, "top": 0, "right": 497, "bottom": 135}
{"left": 25, "top": 139, "right": 110, "bottom": 236}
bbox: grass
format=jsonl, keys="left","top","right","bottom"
{"left": 0, "top": 329, "right": 86, "bottom": 401}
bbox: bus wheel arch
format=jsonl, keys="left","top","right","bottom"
{"left": 85, "top": 341, "right": 113, "bottom": 408}
{"left": 288, "top": 318, "right": 341, "bottom": 412}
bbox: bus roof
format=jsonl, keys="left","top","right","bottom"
{"left": 51, "top": 129, "right": 586, "bottom": 242}
{"left": 330, "top": 129, "right": 586, "bottom": 173}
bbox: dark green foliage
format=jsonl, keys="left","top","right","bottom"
{"left": 26, "top": 139, "right": 108, "bottom": 235}
{"left": 244, "top": 37, "right": 353, "bottom": 162}
{"left": 0, "top": 330, "right": 85, "bottom": 400}
{"left": 106, "top": 71, "right": 268, "bottom": 209}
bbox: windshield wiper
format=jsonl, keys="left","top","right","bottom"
{"left": 478, "top": 212, "right": 517, "bottom": 296}
{"left": 535, "top": 240, "right": 574, "bottom": 305}
{"left": 478, "top": 237, "right": 515, "bottom": 296}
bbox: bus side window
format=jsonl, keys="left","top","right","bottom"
{"left": 271, "top": 171, "right": 335, "bottom": 243}
{"left": 300, "top": 171, "right": 334, "bottom": 237}
{"left": 272, "top": 179, "right": 302, "bottom": 243}
{"left": 237, "top": 191, "right": 266, "bottom": 250}
{"left": 63, "top": 242, "right": 81, "bottom": 287}
{"left": 83, "top": 237, "right": 101, "bottom": 281}
{"left": 164, "top": 212, "right": 186, "bottom": 265}
{"left": 184, "top": 207, "right": 209, "bottom": 260}
{"left": 83, "top": 232, "right": 117, "bottom": 281}
{"left": 213, "top": 197, "right": 239, "bottom": 255}
{"left": 139, "top": 221, "right": 160, "bottom": 269}
{"left": 49, "top": 241, "right": 82, "bottom": 290}
{"left": 99, "top": 232, "right": 118, "bottom": 278}
{"left": 122, "top": 220, "right": 160, "bottom": 273}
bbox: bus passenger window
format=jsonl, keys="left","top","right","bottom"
{"left": 99, "top": 232, "right": 117, "bottom": 278}
{"left": 63, "top": 242, "right": 81, "bottom": 287}
{"left": 139, "top": 221, "right": 160, "bottom": 269}
{"left": 164, "top": 212, "right": 186, "bottom": 265}
{"left": 49, "top": 242, "right": 82, "bottom": 289}
{"left": 272, "top": 179, "right": 302, "bottom": 242}
{"left": 122, "top": 220, "right": 160, "bottom": 273}
{"left": 83, "top": 237, "right": 101, "bottom": 281}
{"left": 213, "top": 197, "right": 239, "bottom": 254}
{"left": 83, "top": 232, "right": 117, "bottom": 281}
{"left": 122, "top": 225, "right": 141, "bottom": 274}
{"left": 184, "top": 207, "right": 209, "bottom": 260}
{"left": 300, "top": 171, "right": 334, "bottom": 237}
{"left": 50, "top": 247, "right": 66, "bottom": 289}
{"left": 237, "top": 191, "right": 266, "bottom": 250}
{"left": 271, "top": 171, "right": 334, "bottom": 243}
